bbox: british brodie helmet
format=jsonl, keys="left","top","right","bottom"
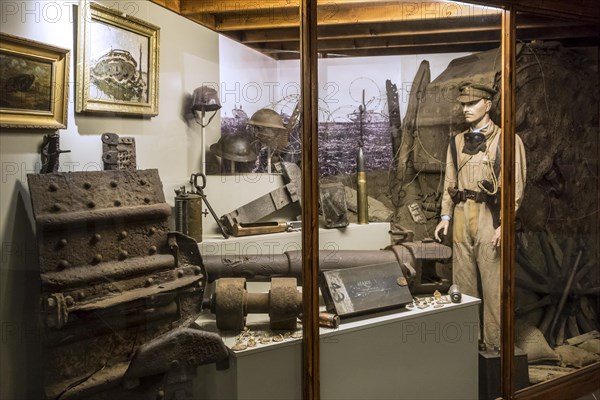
{"left": 247, "top": 108, "right": 286, "bottom": 130}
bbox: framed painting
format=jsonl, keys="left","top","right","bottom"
{"left": 0, "top": 33, "right": 70, "bottom": 129}
{"left": 76, "top": 1, "right": 160, "bottom": 116}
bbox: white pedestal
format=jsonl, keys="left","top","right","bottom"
{"left": 194, "top": 295, "right": 480, "bottom": 400}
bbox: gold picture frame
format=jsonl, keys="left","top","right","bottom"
{"left": 76, "top": 1, "right": 160, "bottom": 116}
{"left": 0, "top": 33, "right": 70, "bottom": 129}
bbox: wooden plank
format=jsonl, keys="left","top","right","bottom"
{"left": 213, "top": 2, "right": 501, "bottom": 31}
{"left": 514, "top": 363, "right": 600, "bottom": 400}
{"left": 239, "top": 17, "right": 587, "bottom": 45}
{"left": 500, "top": 7, "right": 517, "bottom": 400}
{"left": 470, "top": 0, "right": 600, "bottom": 21}
{"left": 148, "top": 0, "right": 181, "bottom": 13}
{"left": 269, "top": 42, "right": 498, "bottom": 59}
{"left": 180, "top": 0, "right": 486, "bottom": 15}
{"left": 185, "top": 13, "right": 217, "bottom": 29}
{"left": 300, "top": 0, "right": 320, "bottom": 398}
{"left": 313, "top": 37, "right": 503, "bottom": 51}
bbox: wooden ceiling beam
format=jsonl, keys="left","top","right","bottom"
{"left": 186, "top": 13, "right": 217, "bottom": 29}
{"left": 213, "top": 3, "right": 501, "bottom": 31}
{"left": 243, "top": 25, "right": 597, "bottom": 58}
{"left": 239, "top": 16, "right": 499, "bottom": 43}
{"left": 469, "top": 0, "right": 600, "bottom": 21}
{"left": 271, "top": 42, "right": 499, "bottom": 60}
{"left": 180, "top": 0, "right": 496, "bottom": 15}
{"left": 238, "top": 18, "right": 591, "bottom": 45}
{"left": 149, "top": 0, "right": 181, "bottom": 13}
{"left": 258, "top": 36, "right": 502, "bottom": 53}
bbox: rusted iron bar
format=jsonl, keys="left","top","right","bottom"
{"left": 41, "top": 254, "right": 175, "bottom": 288}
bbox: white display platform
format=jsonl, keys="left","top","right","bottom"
{"left": 193, "top": 220, "right": 479, "bottom": 399}
{"left": 194, "top": 294, "right": 480, "bottom": 400}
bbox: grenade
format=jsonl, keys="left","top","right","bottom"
{"left": 174, "top": 185, "right": 203, "bottom": 242}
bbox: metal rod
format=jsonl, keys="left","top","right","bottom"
{"left": 500, "top": 7, "right": 516, "bottom": 400}
{"left": 300, "top": 0, "right": 320, "bottom": 396}
{"left": 201, "top": 110, "right": 206, "bottom": 176}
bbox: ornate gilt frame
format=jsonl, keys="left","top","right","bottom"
{"left": 0, "top": 33, "right": 70, "bottom": 129}
{"left": 76, "top": 1, "right": 160, "bottom": 116}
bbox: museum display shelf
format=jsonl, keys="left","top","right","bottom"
{"left": 193, "top": 293, "right": 481, "bottom": 400}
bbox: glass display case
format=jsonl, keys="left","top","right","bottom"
{"left": 0, "top": 1, "right": 597, "bottom": 399}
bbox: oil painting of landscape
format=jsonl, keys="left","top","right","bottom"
{"left": 0, "top": 52, "right": 52, "bottom": 112}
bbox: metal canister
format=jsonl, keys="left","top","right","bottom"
{"left": 448, "top": 284, "right": 462, "bottom": 303}
{"left": 174, "top": 185, "right": 203, "bottom": 242}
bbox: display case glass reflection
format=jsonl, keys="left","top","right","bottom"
{"left": 514, "top": 11, "right": 600, "bottom": 391}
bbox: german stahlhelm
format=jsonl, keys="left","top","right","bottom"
{"left": 192, "top": 85, "right": 222, "bottom": 112}
{"left": 210, "top": 134, "right": 258, "bottom": 162}
{"left": 247, "top": 108, "right": 285, "bottom": 130}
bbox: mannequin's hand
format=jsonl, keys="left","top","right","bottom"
{"left": 434, "top": 220, "right": 449, "bottom": 242}
{"left": 491, "top": 227, "right": 501, "bottom": 247}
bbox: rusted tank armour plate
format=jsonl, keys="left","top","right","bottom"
{"left": 28, "top": 169, "right": 166, "bottom": 220}
{"left": 123, "top": 328, "right": 230, "bottom": 379}
{"left": 43, "top": 282, "right": 205, "bottom": 395}
{"left": 26, "top": 170, "right": 211, "bottom": 397}
{"left": 38, "top": 221, "right": 170, "bottom": 274}
{"left": 28, "top": 170, "right": 170, "bottom": 273}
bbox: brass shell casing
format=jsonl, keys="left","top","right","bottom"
{"left": 357, "top": 171, "right": 368, "bottom": 224}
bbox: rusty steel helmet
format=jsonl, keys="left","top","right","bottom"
{"left": 247, "top": 108, "right": 285, "bottom": 130}
{"left": 210, "top": 134, "right": 258, "bottom": 162}
{"left": 192, "top": 85, "right": 222, "bottom": 112}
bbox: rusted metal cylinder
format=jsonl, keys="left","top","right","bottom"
{"left": 175, "top": 188, "right": 203, "bottom": 242}
{"left": 204, "top": 249, "right": 411, "bottom": 283}
{"left": 246, "top": 292, "right": 269, "bottom": 313}
{"left": 202, "top": 254, "right": 292, "bottom": 282}
{"left": 288, "top": 249, "right": 400, "bottom": 271}
{"left": 319, "top": 312, "right": 340, "bottom": 328}
{"left": 210, "top": 277, "right": 301, "bottom": 330}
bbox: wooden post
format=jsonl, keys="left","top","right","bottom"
{"left": 500, "top": 6, "right": 517, "bottom": 400}
{"left": 300, "top": 0, "right": 320, "bottom": 398}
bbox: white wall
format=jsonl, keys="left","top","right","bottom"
{"left": 0, "top": 1, "right": 219, "bottom": 398}
{"left": 276, "top": 53, "right": 471, "bottom": 122}
{"left": 218, "top": 36, "right": 280, "bottom": 118}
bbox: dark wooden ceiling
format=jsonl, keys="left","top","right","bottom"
{"left": 150, "top": 0, "right": 599, "bottom": 60}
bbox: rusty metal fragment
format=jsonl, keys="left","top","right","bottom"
{"left": 320, "top": 181, "right": 349, "bottom": 228}
{"left": 27, "top": 169, "right": 224, "bottom": 400}
{"left": 219, "top": 162, "right": 301, "bottom": 235}
{"left": 40, "top": 133, "right": 70, "bottom": 173}
{"left": 102, "top": 132, "right": 136, "bottom": 170}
